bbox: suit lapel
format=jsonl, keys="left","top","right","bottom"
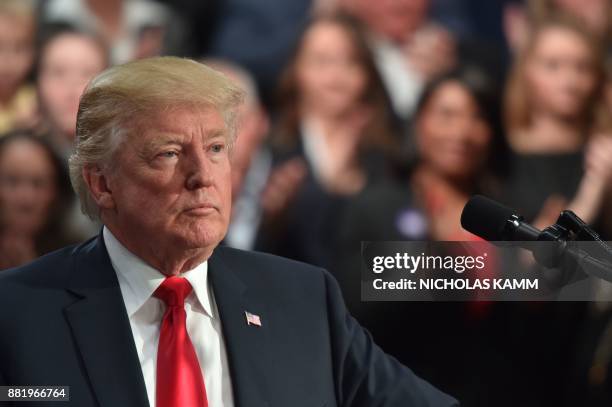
{"left": 209, "top": 250, "right": 273, "bottom": 407}
{"left": 64, "top": 235, "right": 149, "bottom": 407}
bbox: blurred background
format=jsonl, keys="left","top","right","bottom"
{"left": 0, "top": 0, "right": 611, "bottom": 405}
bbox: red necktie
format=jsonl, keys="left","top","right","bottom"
{"left": 154, "top": 276, "right": 208, "bottom": 407}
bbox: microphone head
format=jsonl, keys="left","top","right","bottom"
{"left": 461, "top": 195, "right": 516, "bottom": 241}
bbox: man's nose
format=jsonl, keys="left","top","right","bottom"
{"left": 185, "top": 150, "right": 214, "bottom": 190}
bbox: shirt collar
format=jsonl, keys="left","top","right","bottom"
{"left": 102, "top": 226, "right": 214, "bottom": 319}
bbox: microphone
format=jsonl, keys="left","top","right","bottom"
{"left": 460, "top": 195, "right": 540, "bottom": 242}
{"left": 460, "top": 195, "right": 612, "bottom": 286}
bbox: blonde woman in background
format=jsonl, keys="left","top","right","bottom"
{"left": 503, "top": 15, "right": 612, "bottom": 234}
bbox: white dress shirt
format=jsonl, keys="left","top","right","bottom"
{"left": 103, "top": 227, "right": 235, "bottom": 407}
{"left": 370, "top": 35, "right": 424, "bottom": 119}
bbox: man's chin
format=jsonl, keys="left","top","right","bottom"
{"left": 170, "top": 229, "right": 224, "bottom": 251}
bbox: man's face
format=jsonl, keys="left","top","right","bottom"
{"left": 104, "top": 107, "right": 232, "bottom": 253}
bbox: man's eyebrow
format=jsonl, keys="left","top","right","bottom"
{"left": 142, "top": 134, "right": 186, "bottom": 153}
{"left": 206, "top": 129, "right": 228, "bottom": 139}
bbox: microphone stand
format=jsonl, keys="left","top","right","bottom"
{"left": 532, "top": 211, "right": 612, "bottom": 286}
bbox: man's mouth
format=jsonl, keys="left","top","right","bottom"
{"left": 184, "top": 203, "right": 218, "bottom": 215}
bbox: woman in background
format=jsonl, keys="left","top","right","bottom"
{"left": 0, "top": 131, "right": 76, "bottom": 270}
{"left": 504, "top": 15, "right": 612, "bottom": 231}
{"left": 505, "top": 15, "right": 612, "bottom": 407}
{"left": 34, "top": 25, "right": 108, "bottom": 240}
{"left": 338, "top": 66, "right": 504, "bottom": 244}
{"left": 256, "top": 13, "right": 399, "bottom": 268}
{"left": 36, "top": 25, "right": 108, "bottom": 161}
{"left": 334, "top": 66, "right": 508, "bottom": 407}
{"left": 335, "top": 66, "right": 504, "bottom": 305}
{"left": 274, "top": 13, "right": 398, "bottom": 194}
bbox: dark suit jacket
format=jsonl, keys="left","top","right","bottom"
{"left": 0, "top": 234, "right": 458, "bottom": 407}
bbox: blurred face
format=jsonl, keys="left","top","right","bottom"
{"left": 103, "top": 107, "right": 232, "bottom": 254}
{"left": 343, "top": 0, "right": 428, "bottom": 42}
{"left": 38, "top": 34, "right": 106, "bottom": 138}
{"left": 417, "top": 81, "right": 491, "bottom": 180}
{"left": 525, "top": 27, "right": 597, "bottom": 120}
{"left": 0, "top": 140, "right": 57, "bottom": 236}
{"left": 0, "top": 13, "right": 34, "bottom": 95}
{"left": 295, "top": 21, "right": 367, "bottom": 118}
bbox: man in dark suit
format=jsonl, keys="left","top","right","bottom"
{"left": 0, "top": 56, "right": 458, "bottom": 407}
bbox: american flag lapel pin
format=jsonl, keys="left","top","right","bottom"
{"left": 245, "top": 311, "right": 262, "bottom": 327}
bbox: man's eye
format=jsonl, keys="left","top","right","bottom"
{"left": 158, "top": 151, "right": 178, "bottom": 158}
{"left": 210, "top": 144, "right": 225, "bottom": 153}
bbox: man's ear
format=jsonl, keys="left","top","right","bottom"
{"left": 82, "top": 165, "right": 116, "bottom": 210}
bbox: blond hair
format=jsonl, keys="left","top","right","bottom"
{"left": 69, "top": 56, "right": 245, "bottom": 220}
{"left": 528, "top": 0, "right": 612, "bottom": 42}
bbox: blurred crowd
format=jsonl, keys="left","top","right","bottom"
{"left": 1, "top": 0, "right": 612, "bottom": 405}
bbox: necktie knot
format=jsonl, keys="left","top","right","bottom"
{"left": 154, "top": 276, "right": 193, "bottom": 307}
